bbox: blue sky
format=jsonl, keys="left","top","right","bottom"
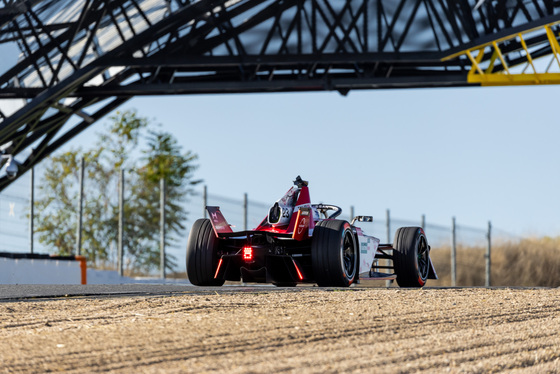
{"left": 91, "top": 84, "right": 560, "bottom": 238}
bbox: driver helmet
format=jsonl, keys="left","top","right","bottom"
{"left": 267, "top": 201, "right": 293, "bottom": 227}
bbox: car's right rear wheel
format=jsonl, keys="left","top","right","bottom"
{"left": 311, "top": 219, "right": 357, "bottom": 287}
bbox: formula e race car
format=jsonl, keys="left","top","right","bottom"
{"left": 186, "top": 176, "right": 437, "bottom": 288}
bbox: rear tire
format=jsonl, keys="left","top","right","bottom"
{"left": 186, "top": 219, "right": 225, "bottom": 286}
{"left": 311, "top": 220, "right": 358, "bottom": 287}
{"left": 393, "top": 227, "right": 430, "bottom": 288}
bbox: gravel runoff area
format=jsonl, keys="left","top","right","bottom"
{"left": 1, "top": 287, "right": 559, "bottom": 373}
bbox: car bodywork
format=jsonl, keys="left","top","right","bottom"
{"left": 187, "top": 176, "right": 437, "bottom": 287}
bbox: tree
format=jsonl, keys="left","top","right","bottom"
{"left": 114, "top": 130, "right": 201, "bottom": 272}
{"left": 34, "top": 110, "right": 201, "bottom": 274}
{"left": 34, "top": 147, "right": 113, "bottom": 262}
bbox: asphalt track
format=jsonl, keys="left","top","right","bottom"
{"left": 0, "top": 284, "right": 234, "bottom": 300}
{"left": 0, "top": 283, "right": 314, "bottom": 301}
{"left": 0, "top": 283, "right": 552, "bottom": 301}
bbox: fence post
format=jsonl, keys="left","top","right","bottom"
{"left": 243, "top": 193, "right": 248, "bottom": 231}
{"left": 29, "top": 167, "right": 34, "bottom": 254}
{"left": 118, "top": 169, "right": 124, "bottom": 277}
{"left": 203, "top": 185, "right": 208, "bottom": 218}
{"left": 350, "top": 205, "right": 354, "bottom": 221}
{"left": 421, "top": 214, "right": 425, "bottom": 230}
{"left": 451, "top": 216, "right": 457, "bottom": 287}
{"left": 76, "top": 157, "right": 84, "bottom": 256}
{"left": 386, "top": 209, "right": 391, "bottom": 242}
{"left": 385, "top": 209, "right": 391, "bottom": 287}
{"left": 486, "top": 221, "right": 492, "bottom": 287}
{"left": 160, "top": 177, "right": 166, "bottom": 279}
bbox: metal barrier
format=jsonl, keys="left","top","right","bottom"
{"left": 0, "top": 170, "right": 520, "bottom": 286}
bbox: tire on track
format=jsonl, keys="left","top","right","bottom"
{"left": 186, "top": 218, "right": 225, "bottom": 286}
{"left": 393, "top": 227, "right": 430, "bottom": 288}
{"left": 311, "top": 219, "right": 358, "bottom": 287}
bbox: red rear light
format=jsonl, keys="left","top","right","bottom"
{"left": 292, "top": 259, "right": 304, "bottom": 281}
{"left": 214, "top": 258, "right": 223, "bottom": 279}
{"left": 242, "top": 246, "right": 253, "bottom": 262}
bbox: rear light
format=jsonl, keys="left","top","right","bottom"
{"left": 214, "top": 258, "right": 223, "bottom": 279}
{"left": 292, "top": 259, "right": 304, "bottom": 281}
{"left": 242, "top": 246, "right": 253, "bottom": 262}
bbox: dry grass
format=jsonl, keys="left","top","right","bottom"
{"left": 428, "top": 236, "right": 560, "bottom": 287}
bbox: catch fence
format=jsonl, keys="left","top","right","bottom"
{"left": 0, "top": 168, "right": 519, "bottom": 285}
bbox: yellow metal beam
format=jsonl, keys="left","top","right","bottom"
{"left": 544, "top": 25, "right": 560, "bottom": 71}
{"left": 443, "top": 21, "right": 560, "bottom": 86}
{"left": 492, "top": 41, "right": 510, "bottom": 74}
{"left": 467, "top": 73, "right": 560, "bottom": 86}
{"left": 466, "top": 48, "right": 484, "bottom": 76}
{"left": 485, "top": 49, "right": 499, "bottom": 74}
{"left": 518, "top": 33, "right": 537, "bottom": 74}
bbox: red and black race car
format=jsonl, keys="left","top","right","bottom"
{"left": 186, "top": 176, "right": 437, "bottom": 287}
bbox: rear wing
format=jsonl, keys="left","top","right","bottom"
{"left": 206, "top": 206, "right": 298, "bottom": 239}
{"left": 206, "top": 206, "right": 233, "bottom": 236}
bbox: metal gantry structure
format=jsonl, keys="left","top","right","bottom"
{"left": 1, "top": 0, "right": 560, "bottom": 190}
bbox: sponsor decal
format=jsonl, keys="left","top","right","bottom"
{"left": 360, "top": 242, "right": 369, "bottom": 254}
{"left": 297, "top": 218, "right": 307, "bottom": 235}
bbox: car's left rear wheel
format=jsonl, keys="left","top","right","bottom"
{"left": 186, "top": 218, "right": 225, "bottom": 286}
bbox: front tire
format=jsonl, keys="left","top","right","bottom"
{"left": 393, "top": 227, "right": 430, "bottom": 287}
{"left": 186, "top": 219, "right": 225, "bottom": 286}
{"left": 311, "top": 220, "right": 358, "bottom": 287}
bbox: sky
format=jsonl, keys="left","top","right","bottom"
{"left": 76, "top": 83, "right": 558, "bottom": 239}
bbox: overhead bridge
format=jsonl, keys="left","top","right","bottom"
{"left": 1, "top": 0, "right": 560, "bottom": 190}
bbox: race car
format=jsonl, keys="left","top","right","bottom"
{"left": 186, "top": 176, "right": 437, "bottom": 287}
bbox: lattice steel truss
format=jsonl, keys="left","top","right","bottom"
{"left": 1, "top": 0, "right": 560, "bottom": 190}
